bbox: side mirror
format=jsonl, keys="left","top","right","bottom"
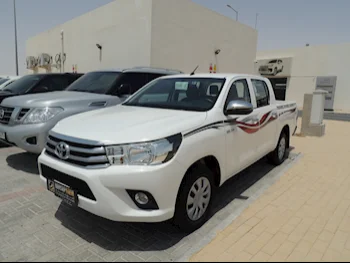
{"left": 225, "top": 100, "right": 253, "bottom": 115}
{"left": 118, "top": 84, "right": 131, "bottom": 96}
{"left": 33, "top": 86, "right": 49, "bottom": 93}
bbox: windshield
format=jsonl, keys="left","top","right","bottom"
{"left": 124, "top": 78, "right": 226, "bottom": 112}
{"left": 269, "top": 60, "right": 277, "bottom": 63}
{"left": 66, "top": 72, "right": 121, "bottom": 94}
{"left": 3, "top": 75, "right": 42, "bottom": 94}
{"left": 0, "top": 79, "right": 9, "bottom": 85}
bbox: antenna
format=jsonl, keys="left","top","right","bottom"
{"left": 190, "top": 65, "right": 199, "bottom": 76}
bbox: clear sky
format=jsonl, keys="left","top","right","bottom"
{"left": 1, "top": 0, "right": 350, "bottom": 76}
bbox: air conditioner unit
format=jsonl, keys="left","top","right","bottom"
{"left": 38, "top": 53, "right": 52, "bottom": 68}
{"left": 26, "top": 56, "right": 37, "bottom": 69}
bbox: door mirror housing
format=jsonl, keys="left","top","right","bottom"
{"left": 225, "top": 100, "right": 253, "bottom": 115}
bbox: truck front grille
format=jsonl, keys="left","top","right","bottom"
{"left": 45, "top": 134, "right": 110, "bottom": 169}
{"left": 0, "top": 106, "right": 14, "bottom": 125}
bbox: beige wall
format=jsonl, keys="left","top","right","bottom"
{"left": 26, "top": 0, "right": 257, "bottom": 75}
{"left": 150, "top": 0, "right": 258, "bottom": 74}
{"left": 26, "top": 0, "right": 153, "bottom": 74}
{"left": 257, "top": 43, "right": 350, "bottom": 112}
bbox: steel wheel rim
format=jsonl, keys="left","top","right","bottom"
{"left": 186, "top": 177, "right": 211, "bottom": 222}
{"left": 278, "top": 137, "right": 286, "bottom": 160}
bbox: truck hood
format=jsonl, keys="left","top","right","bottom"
{"left": 2, "top": 91, "right": 116, "bottom": 107}
{"left": 52, "top": 105, "right": 207, "bottom": 144}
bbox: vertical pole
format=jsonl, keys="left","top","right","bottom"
{"left": 61, "top": 30, "right": 65, "bottom": 73}
{"left": 13, "top": 0, "right": 19, "bottom": 76}
{"left": 255, "top": 13, "right": 259, "bottom": 30}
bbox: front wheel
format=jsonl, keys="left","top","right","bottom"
{"left": 173, "top": 164, "right": 215, "bottom": 233}
{"left": 268, "top": 132, "right": 288, "bottom": 165}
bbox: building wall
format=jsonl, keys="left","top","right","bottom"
{"left": 26, "top": 0, "right": 153, "bottom": 74}
{"left": 257, "top": 43, "right": 350, "bottom": 112}
{"left": 150, "top": 0, "right": 258, "bottom": 74}
{"left": 26, "top": 0, "right": 257, "bottom": 76}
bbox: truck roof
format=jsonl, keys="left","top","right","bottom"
{"left": 91, "top": 67, "right": 183, "bottom": 75}
{"left": 160, "top": 73, "right": 267, "bottom": 79}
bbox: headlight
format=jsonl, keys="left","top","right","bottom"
{"left": 105, "top": 133, "right": 182, "bottom": 166}
{"left": 23, "top": 107, "right": 63, "bottom": 124}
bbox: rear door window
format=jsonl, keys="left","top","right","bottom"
{"left": 252, "top": 79, "right": 270, "bottom": 108}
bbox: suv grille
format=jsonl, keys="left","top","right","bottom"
{"left": 45, "top": 135, "right": 109, "bottom": 168}
{"left": 17, "top": 108, "right": 30, "bottom": 120}
{"left": 0, "top": 106, "right": 14, "bottom": 125}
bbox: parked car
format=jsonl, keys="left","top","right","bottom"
{"left": 38, "top": 73, "right": 298, "bottom": 232}
{"left": 259, "top": 59, "right": 284, "bottom": 76}
{"left": 0, "top": 73, "right": 83, "bottom": 104}
{"left": 0, "top": 76, "right": 22, "bottom": 90}
{"left": 0, "top": 67, "right": 182, "bottom": 153}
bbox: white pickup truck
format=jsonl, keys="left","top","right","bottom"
{"left": 38, "top": 73, "right": 298, "bottom": 232}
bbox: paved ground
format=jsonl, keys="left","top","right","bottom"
{"left": 0, "top": 143, "right": 299, "bottom": 262}
{"left": 190, "top": 120, "right": 350, "bottom": 262}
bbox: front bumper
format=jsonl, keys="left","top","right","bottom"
{"left": 38, "top": 151, "right": 187, "bottom": 223}
{"left": 0, "top": 123, "right": 49, "bottom": 154}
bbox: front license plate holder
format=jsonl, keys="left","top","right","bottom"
{"left": 47, "top": 179, "right": 78, "bottom": 206}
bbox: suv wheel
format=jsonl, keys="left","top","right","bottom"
{"left": 173, "top": 164, "right": 214, "bottom": 232}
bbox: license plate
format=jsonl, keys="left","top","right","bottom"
{"left": 0, "top": 132, "right": 5, "bottom": 141}
{"left": 47, "top": 179, "right": 78, "bottom": 206}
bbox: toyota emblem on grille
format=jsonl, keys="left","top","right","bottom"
{"left": 55, "top": 142, "right": 70, "bottom": 160}
{"left": 0, "top": 109, "right": 4, "bottom": 120}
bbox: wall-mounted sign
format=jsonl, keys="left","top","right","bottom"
{"left": 255, "top": 57, "right": 293, "bottom": 78}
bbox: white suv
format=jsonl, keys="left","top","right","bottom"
{"left": 38, "top": 74, "right": 297, "bottom": 232}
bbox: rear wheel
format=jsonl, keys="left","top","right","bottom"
{"left": 173, "top": 164, "right": 215, "bottom": 233}
{"left": 268, "top": 132, "right": 288, "bottom": 165}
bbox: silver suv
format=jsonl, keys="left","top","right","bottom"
{"left": 0, "top": 67, "right": 182, "bottom": 153}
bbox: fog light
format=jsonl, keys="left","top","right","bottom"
{"left": 126, "top": 190, "right": 159, "bottom": 210}
{"left": 135, "top": 192, "right": 149, "bottom": 205}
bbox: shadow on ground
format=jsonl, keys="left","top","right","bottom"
{"left": 6, "top": 152, "right": 39, "bottom": 175}
{"left": 53, "top": 150, "right": 296, "bottom": 252}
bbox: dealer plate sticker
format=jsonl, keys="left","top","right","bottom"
{"left": 47, "top": 179, "right": 78, "bottom": 206}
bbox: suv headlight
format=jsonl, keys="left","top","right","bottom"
{"left": 23, "top": 107, "right": 64, "bottom": 124}
{"left": 105, "top": 134, "right": 182, "bottom": 166}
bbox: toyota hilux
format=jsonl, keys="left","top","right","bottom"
{"left": 38, "top": 73, "right": 298, "bottom": 232}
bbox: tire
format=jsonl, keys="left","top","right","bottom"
{"left": 268, "top": 132, "right": 289, "bottom": 165}
{"left": 173, "top": 164, "right": 215, "bottom": 233}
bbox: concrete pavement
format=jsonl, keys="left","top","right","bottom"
{"left": 190, "top": 120, "right": 350, "bottom": 262}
